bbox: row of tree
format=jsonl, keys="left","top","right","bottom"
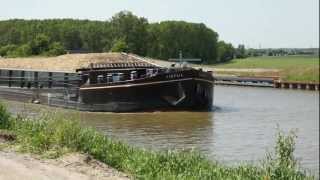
{"left": 0, "top": 34, "right": 65, "bottom": 57}
{"left": 0, "top": 11, "right": 235, "bottom": 63}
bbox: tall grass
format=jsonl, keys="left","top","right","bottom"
{"left": 213, "top": 56, "right": 319, "bottom": 69}
{"left": 0, "top": 103, "right": 315, "bottom": 179}
{"left": 211, "top": 56, "right": 320, "bottom": 82}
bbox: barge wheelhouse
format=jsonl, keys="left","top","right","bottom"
{"left": 0, "top": 53, "right": 214, "bottom": 112}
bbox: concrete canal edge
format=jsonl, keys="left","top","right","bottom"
{"left": 214, "top": 75, "right": 319, "bottom": 91}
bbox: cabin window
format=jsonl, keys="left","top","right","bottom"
{"left": 112, "top": 73, "right": 120, "bottom": 82}
{"left": 107, "top": 74, "right": 112, "bottom": 83}
{"left": 97, "top": 75, "right": 104, "bottom": 83}
{"left": 20, "top": 71, "right": 25, "bottom": 88}
{"left": 52, "top": 72, "right": 65, "bottom": 87}
{"left": 39, "top": 72, "right": 49, "bottom": 88}
{"left": 10, "top": 70, "right": 19, "bottom": 87}
{"left": 130, "top": 71, "right": 137, "bottom": 80}
{"left": 0, "top": 70, "right": 8, "bottom": 86}
{"left": 48, "top": 72, "right": 53, "bottom": 88}
{"left": 118, "top": 73, "right": 124, "bottom": 81}
{"left": 34, "top": 72, "right": 38, "bottom": 88}
{"left": 146, "top": 69, "right": 154, "bottom": 77}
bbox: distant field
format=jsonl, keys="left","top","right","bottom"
{"left": 212, "top": 56, "right": 319, "bottom": 82}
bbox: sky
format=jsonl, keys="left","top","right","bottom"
{"left": 0, "top": 0, "right": 319, "bottom": 48}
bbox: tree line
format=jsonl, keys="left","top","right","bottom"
{"left": 0, "top": 11, "right": 235, "bottom": 64}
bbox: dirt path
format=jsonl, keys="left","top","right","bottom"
{"left": 0, "top": 149, "right": 130, "bottom": 180}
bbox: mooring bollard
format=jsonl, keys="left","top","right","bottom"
{"left": 306, "top": 84, "right": 309, "bottom": 90}
{"left": 297, "top": 84, "right": 301, "bottom": 89}
{"left": 48, "top": 93, "right": 51, "bottom": 105}
{"left": 289, "top": 84, "right": 293, "bottom": 89}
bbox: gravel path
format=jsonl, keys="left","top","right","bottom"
{"left": 0, "top": 148, "right": 130, "bottom": 180}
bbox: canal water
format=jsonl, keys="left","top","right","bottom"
{"left": 4, "top": 86, "right": 319, "bottom": 173}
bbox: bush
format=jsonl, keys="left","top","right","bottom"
{"left": 0, "top": 44, "right": 18, "bottom": 57}
{"left": 30, "top": 34, "right": 50, "bottom": 55}
{"left": 111, "top": 39, "right": 128, "bottom": 52}
{"left": 263, "top": 130, "right": 308, "bottom": 179}
{"left": 46, "top": 42, "right": 66, "bottom": 56}
{"left": 0, "top": 103, "right": 11, "bottom": 129}
{"left": 6, "top": 44, "right": 32, "bottom": 57}
{"left": 0, "top": 41, "right": 65, "bottom": 58}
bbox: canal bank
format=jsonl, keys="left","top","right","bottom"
{"left": 0, "top": 101, "right": 316, "bottom": 179}
{"left": 0, "top": 149, "right": 129, "bottom": 180}
{"left": 214, "top": 75, "right": 319, "bottom": 90}
{"left": 2, "top": 85, "right": 319, "bottom": 175}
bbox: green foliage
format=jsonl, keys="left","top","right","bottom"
{"left": 147, "top": 21, "right": 219, "bottom": 64}
{"left": 0, "top": 11, "right": 230, "bottom": 64}
{"left": 30, "top": 34, "right": 50, "bottom": 55}
{"left": 111, "top": 39, "right": 128, "bottom": 52}
{"left": 0, "top": 102, "right": 314, "bottom": 179}
{"left": 217, "top": 41, "right": 235, "bottom": 62}
{"left": 46, "top": 42, "right": 66, "bottom": 56}
{"left": 0, "top": 44, "right": 17, "bottom": 57}
{"left": 16, "top": 43, "right": 32, "bottom": 56}
{"left": 212, "top": 56, "right": 320, "bottom": 82}
{"left": 262, "top": 130, "right": 310, "bottom": 179}
{"left": 110, "top": 11, "right": 149, "bottom": 55}
{"left": 235, "top": 44, "right": 247, "bottom": 59}
{"left": 0, "top": 103, "right": 11, "bottom": 129}
{"left": 0, "top": 35, "right": 66, "bottom": 57}
{"left": 6, "top": 43, "right": 32, "bottom": 57}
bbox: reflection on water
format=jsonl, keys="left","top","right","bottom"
{"left": 79, "top": 112, "right": 214, "bottom": 150}
{"left": 4, "top": 86, "right": 319, "bottom": 173}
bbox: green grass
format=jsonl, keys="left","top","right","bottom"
{"left": 0, "top": 103, "right": 315, "bottom": 179}
{"left": 212, "top": 56, "right": 319, "bottom": 82}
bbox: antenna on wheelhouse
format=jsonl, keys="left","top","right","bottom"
{"left": 179, "top": 50, "right": 183, "bottom": 65}
{"left": 168, "top": 50, "right": 202, "bottom": 66}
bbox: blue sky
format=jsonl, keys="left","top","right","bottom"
{"left": 0, "top": 0, "right": 319, "bottom": 48}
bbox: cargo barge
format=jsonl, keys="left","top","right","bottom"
{"left": 0, "top": 53, "right": 214, "bottom": 112}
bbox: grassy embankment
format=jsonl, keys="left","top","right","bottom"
{"left": 212, "top": 56, "right": 319, "bottom": 82}
{"left": 0, "top": 103, "right": 315, "bottom": 179}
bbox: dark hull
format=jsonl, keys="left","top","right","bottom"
{"left": 79, "top": 78, "right": 213, "bottom": 112}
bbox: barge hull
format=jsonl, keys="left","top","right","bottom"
{"left": 79, "top": 78, "right": 213, "bottom": 112}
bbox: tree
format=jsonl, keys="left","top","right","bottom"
{"left": 81, "top": 22, "right": 111, "bottom": 52}
{"left": 147, "top": 21, "right": 218, "bottom": 63}
{"left": 110, "top": 11, "right": 149, "bottom": 55}
{"left": 61, "top": 28, "right": 82, "bottom": 50}
{"left": 46, "top": 42, "right": 66, "bottom": 56}
{"left": 0, "top": 12, "right": 231, "bottom": 62}
{"left": 0, "top": 44, "right": 17, "bottom": 57}
{"left": 111, "top": 39, "right": 128, "bottom": 52}
{"left": 30, "top": 34, "right": 50, "bottom": 55}
{"left": 9, "top": 43, "right": 32, "bottom": 57}
{"left": 217, "top": 41, "right": 235, "bottom": 62}
{"left": 236, "top": 44, "right": 247, "bottom": 59}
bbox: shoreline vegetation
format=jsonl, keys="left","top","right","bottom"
{"left": 0, "top": 103, "right": 315, "bottom": 179}
{"left": 0, "top": 11, "right": 233, "bottom": 64}
{"left": 211, "top": 55, "right": 319, "bottom": 83}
